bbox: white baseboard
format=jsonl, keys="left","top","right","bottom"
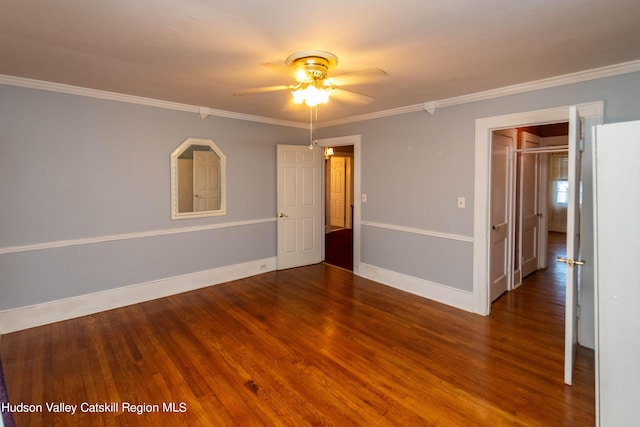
{"left": 0, "top": 257, "right": 277, "bottom": 334}
{"left": 359, "top": 263, "right": 474, "bottom": 313}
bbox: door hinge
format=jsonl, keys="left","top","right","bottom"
{"left": 579, "top": 117, "right": 585, "bottom": 152}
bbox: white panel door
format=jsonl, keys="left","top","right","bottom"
{"left": 593, "top": 120, "right": 640, "bottom": 427}
{"left": 562, "top": 106, "right": 582, "bottom": 385}
{"left": 490, "top": 130, "right": 515, "bottom": 302}
{"left": 330, "top": 156, "right": 346, "bottom": 228}
{"left": 277, "top": 145, "right": 322, "bottom": 270}
{"left": 193, "top": 150, "right": 220, "bottom": 211}
{"left": 519, "top": 132, "right": 541, "bottom": 277}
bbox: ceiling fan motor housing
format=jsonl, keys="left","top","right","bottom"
{"left": 286, "top": 50, "right": 338, "bottom": 82}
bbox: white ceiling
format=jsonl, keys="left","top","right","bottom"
{"left": 1, "top": 0, "right": 640, "bottom": 124}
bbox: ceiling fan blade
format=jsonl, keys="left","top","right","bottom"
{"left": 233, "top": 85, "right": 292, "bottom": 96}
{"left": 330, "top": 68, "right": 390, "bottom": 86}
{"left": 330, "top": 87, "right": 376, "bottom": 105}
{"left": 262, "top": 61, "right": 297, "bottom": 79}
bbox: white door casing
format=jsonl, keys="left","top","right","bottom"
{"left": 276, "top": 144, "right": 323, "bottom": 270}
{"left": 473, "top": 102, "right": 603, "bottom": 317}
{"left": 315, "top": 135, "right": 362, "bottom": 275}
{"left": 489, "top": 130, "right": 516, "bottom": 302}
{"left": 519, "top": 132, "right": 541, "bottom": 278}
{"left": 345, "top": 156, "right": 353, "bottom": 229}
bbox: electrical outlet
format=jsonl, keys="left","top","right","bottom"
{"left": 457, "top": 197, "right": 465, "bottom": 208}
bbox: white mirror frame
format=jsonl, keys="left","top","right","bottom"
{"left": 171, "top": 137, "right": 226, "bottom": 220}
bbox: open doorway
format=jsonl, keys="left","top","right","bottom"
{"left": 476, "top": 102, "right": 603, "bottom": 385}
{"left": 324, "top": 145, "right": 354, "bottom": 271}
{"left": 314, "top": 134, "right": 362, "bottom": 275}
{"left": 473, "top": 102, "right": 602, "bottom": 317}
{"left": 489, "top": 122, "right": 571, "bottom": 304}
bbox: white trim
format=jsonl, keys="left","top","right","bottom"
{"left": 362, "top": 220, "right": 473, "bottom": 243}
{"left": 320, "top": 104, "right": 425, "bottom": 127}
{"left": 359, "top": 263, "right": 474, "bottom": 312}
{"left": 320, "top": 60, "right": 639, "bottom": 127}
{"left": 314, "top": 135, "right": 362, "bottom": 275}
{"left": 0, "top": 257, "right": 277, "bottom": 334}
{"left": 0, "top": 217, "right": 275, "bottom": 255}
{"left": 3, "top": 60, "right": 637, "bottom": 130}
{"left": 473, "top": 101, "right": 604, "bottom": 316}
{"left": 438, "top": 60, "right": 639, "bottom": 109}
{"left": 0, "top": 74, "right": 307, "bottom": 129}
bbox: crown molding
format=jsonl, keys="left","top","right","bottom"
{"left": 320, "top": 59, "right": 640, "bottom": 127}
{"left": 0, "top": 74, "right": 307, "bottom": 129}
{"left": 318, "top": 104, "right": 426, "bottom": 127}
{"left": 437, "top": 59, "right": 640, "bottom": 108}
{"left": 3, "top": 59, "right": 639, "bottom": 129}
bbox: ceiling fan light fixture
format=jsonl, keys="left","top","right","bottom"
{"left": 235, "top": 49, "right": 383, "bottom": 109}
{"left": 292, "top": 84, "right": 332, "bottom": 107}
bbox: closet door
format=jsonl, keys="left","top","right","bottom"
{"left": 593, "top": 120, "right": 640, "bottom": 427}
{"left": 519, "top": 132, "right": 541, "bottom": 278}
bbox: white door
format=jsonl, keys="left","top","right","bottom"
{"left": 193, "top": 150, "right": 220, "bottom": 211}
{"left": 489, "top": 130, "right": 515, "bottom": 302}
{"left": 593, "top": 120, "right": 640, "bottom": 427}
{"left": 561, "top": 106, "right": 583, "bottom": 385}
{"left": 519, "top": 132, "right": 541, "bottom": 277}
{"left": 330, "top": 156, "right": 346, "bottom": 228}
{"left": 277, "top": 144, "right": 322, "bottom": 270}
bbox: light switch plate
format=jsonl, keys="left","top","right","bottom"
{"left": 457, "top": 197, "right": 465, "bottom": 208}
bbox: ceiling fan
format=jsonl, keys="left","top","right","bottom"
{"left": 233, "top": 50, "right": 389, "bottom": 107}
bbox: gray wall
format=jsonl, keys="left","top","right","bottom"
{"left": 2, "top": 71, "right": 640, "bottom": 318}
{"left": 317, "top": 71, "right": 640, "bottom": 301}
{"left": 0, "top": 85, "right": 306, "bottom": 310}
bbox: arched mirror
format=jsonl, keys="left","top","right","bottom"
{"left": 171, "top": 138, "right": 226, "bottom": 220}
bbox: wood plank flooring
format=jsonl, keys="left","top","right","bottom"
{"left": 0, "top": 233, "right": 594, "bottom": 426}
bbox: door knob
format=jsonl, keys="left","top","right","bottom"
{"left": 557, "top": 256, "right": 586, "bottom": 267}
{"left": 278, "top": 212, "right": 288, "bottom": 218}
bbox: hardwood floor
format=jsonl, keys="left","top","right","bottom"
{"left": 0, "top": 233, "right": 594, "bottom": 426}
{"left": 324, "top": 228, "right": 353, "bottom": 271}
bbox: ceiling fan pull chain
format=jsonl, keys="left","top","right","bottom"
{"left": 309, "top": 105, "right": 314, "bottom": 149}
{"left": 314, "top": 105, "right": 318, "bottom": 145}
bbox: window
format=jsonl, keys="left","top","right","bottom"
{"left": 554, "top": 180, "right": 569, "bottom": 205}
{"left": 550, "top": 152, "right": 569, "bottom": 206}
